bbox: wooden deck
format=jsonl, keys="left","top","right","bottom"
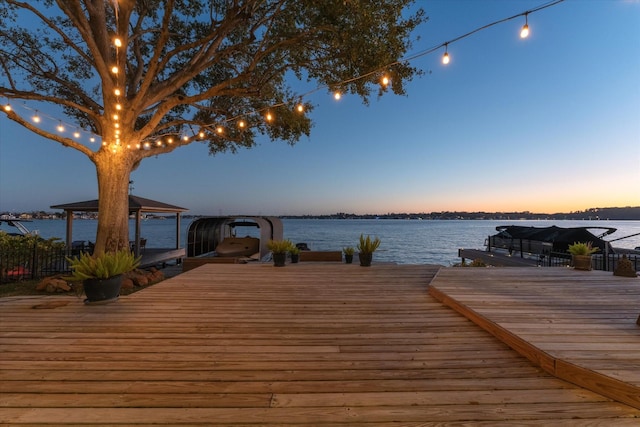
{"left": 1, "top": 264, "right": 639, "bottom": 425}
{"left": 429, "top": 267, "right": 640, "bottom": 410}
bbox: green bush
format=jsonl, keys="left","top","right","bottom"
{"left": 267, "top": 239, "right": 294, "bottom": 254}
{"left": 66, "top": 250, "right": 141, "bottom": 281}
{"left": 567, "top": 241, "right": 598, "bottom": 256}
{"left": 357, "top": 234, "right": 381, "bottom": 254}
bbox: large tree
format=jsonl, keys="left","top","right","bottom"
{"left": 0, "top": 0, "right": 425, "bottom": 255}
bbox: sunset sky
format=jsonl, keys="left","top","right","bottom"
{"left": 1, "top": 0, "right": 639, "bottom": 216}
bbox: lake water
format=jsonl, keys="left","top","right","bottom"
{"left": 5, "top": 218, "right": 640, "bottom": 266}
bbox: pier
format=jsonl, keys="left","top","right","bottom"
{"left": 1, "top": 264, "right": 638, "bottom": 424}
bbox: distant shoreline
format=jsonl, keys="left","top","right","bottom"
{"left": 3, "top": 206, "right": 639, "bottom": 221}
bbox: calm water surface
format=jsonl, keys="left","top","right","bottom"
{"left": 6, "top": 218, "right": 640, "bottom": 266}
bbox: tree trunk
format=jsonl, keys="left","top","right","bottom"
{"left": 93, "top": 151, "right": 134, "bottom": 255}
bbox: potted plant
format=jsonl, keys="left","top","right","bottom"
{"left": 567, "top": 241, "right": 598, "bottom": 271}
{"left": 289, "top": 245, "right": 300, "bottom": 263}
{"left": 357, "top": 234, "right": 381, "bottom": 267}
{"left": 267, "top": 239, "right": 293, "bottom": 267}
{"left": 343, "top": 246, "right": 355, "bottom": 264}
{"left": 66, "top": 250, "right": 141, "bottom": 304}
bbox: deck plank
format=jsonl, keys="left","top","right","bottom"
{"left": 429, "top": 267, "right": 640, "bottom": 409}
{"left": 1, "top": 264, "right": 639, "bottom": 425}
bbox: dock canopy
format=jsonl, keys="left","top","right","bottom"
{"left": 51, "top": 195, "right": 188, "bottom": 256}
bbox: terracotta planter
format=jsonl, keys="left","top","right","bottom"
{"left": 273, "top": 252, "right": 286, "bottom": 267}
{"left": 83, "top": 275, "right": 123, "bottom": 304}
{"left": 359, "top": 252, "right": 373, "bottom": 267}
{"left": 572, "top": 255, "right": 592, "bottom": 271}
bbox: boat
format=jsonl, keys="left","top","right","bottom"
{"left": 487, "top": 225, "right": 616, "bottom": 255}
{"left": 459, "top": 224, "right": 639, "bottom": 271}
{"left": 215, "top": 236, "right": 260, "bottom": 257}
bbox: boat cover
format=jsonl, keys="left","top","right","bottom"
{"left": 493, "top": 225, "right": 615, "bottom": 253}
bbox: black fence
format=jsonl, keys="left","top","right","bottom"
{"left": 0, "top": 244, "right": 91, "bottom": 284}
{"left": 538, "top": 251, "right": 639, "bottom": 272}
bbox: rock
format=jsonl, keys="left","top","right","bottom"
{"left": 36, "top": 277, "right": 71, "bottom": 293}
{"left": 121, "top": 277, "right": 135, "bottom": 289}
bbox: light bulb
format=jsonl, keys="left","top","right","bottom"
{"left": 3, "top": 104, "right": 11, "bottom": 112}
{"left": 57, "top": 123, "right": 65, "bottom": 132}
{"left": 73, "top": 131, "right": 80, "bottom": 138}
{"left": 115, "top": 103, "right": 122, "bottom": 110}
{"left": 265, "top": 112, "right": 273, "bottom": 122}
{"left": 238, "top": 120, "right": 246, "bottom": 128}
{"left": 32, "top": 114, "right": 41, "bottom": 123}
{"left": 90, "top": 137, "right": 95, "bottom": 142}
{"left": 520, "top": 24, "right": 530, "bottom": 39}
{"left": 296, "top": 104, "right": 304, "bottom": 113}
{"left": 114, "top": 88, "right": 121, "bottom": 96}
{"left": 199, "top": 131, "right": 205, "bottom": 138}
{"left": 111, "top": 66, "right": 119, "bottom": 74}
{"left": 114, "top": 38, "right": 122, "bottom": 47}
{"left": 167, "top": 138, "right": 173, "bottom": 144}
{"left": 334, "top": 91, "right": 341, "bottom": 100}
{"left": 442, "top": 51, "right": 450, "bottom": 65}
{"left": 216, "top": 126, "right": 224, "bottom": 134}
{"left": 113, "top": 114, "right": 119, "bottom": 120}
{"left": 381, "top": 76, "right": 390, "bottom": 86}
{"left": 182, "top": 135, "right": 189, "bottom": 141}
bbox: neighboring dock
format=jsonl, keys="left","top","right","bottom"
{"left": 1, "top": 264, "right": 638, "bottom": 425}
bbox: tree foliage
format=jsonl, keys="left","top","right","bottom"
{"left": 0, "top": 0, "right": 425, "bottom": 253}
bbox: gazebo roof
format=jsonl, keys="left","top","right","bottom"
{"left": 51, "top": 195, "right": 188, "bottom": 214}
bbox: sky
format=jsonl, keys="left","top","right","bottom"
{"left": 1, "top": 0, "right": 639, "bottom": 216}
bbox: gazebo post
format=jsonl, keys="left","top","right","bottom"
{"left": 134, "top": 209, "right": 142, "bottom": 257}
{"left": 65, "top": 210, "right": 73, "bottom": 247}
{"left": 175, "top": 213, "right": 181, "bottom": 250}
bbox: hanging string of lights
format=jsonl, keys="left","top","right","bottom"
{"left": 1, "top": 0, "right": 565, "bottom": 152}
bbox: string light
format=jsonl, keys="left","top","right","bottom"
{"left": 442, "top": 45, "right": 450, "bottom": 65}
{"left": 1, "top": 0, "right": 564, "bottom": 154}
{"left": 520, "top": 14, "right": 530, "bottom": 38}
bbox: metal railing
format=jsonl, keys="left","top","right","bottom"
{"left": 0, "top": 245, "right": 90, "bottom": 283}
{"left": 540, "top": 252, "right": 638, "bottom": 271}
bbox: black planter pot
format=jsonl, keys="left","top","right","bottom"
{"left": 359, "top": 252, "right": 373, "bottom": 267}
{"left": 273, "top": 252, "right": 287, "bottom": 267}
{"left": 291, "top": 254, "right": 299, "bottom": 264}
{"left": 344, "top": 254, "right": 353, "bottom": 264}
{"left": 83, "top": 275, "right": 123, "bottom": 305}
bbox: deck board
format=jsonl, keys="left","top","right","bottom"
{"left": 429, "top": 267, "right": 640, "bottom": 410}
{"left": 1, "top": 264, "right": 639, "bottom": 425}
